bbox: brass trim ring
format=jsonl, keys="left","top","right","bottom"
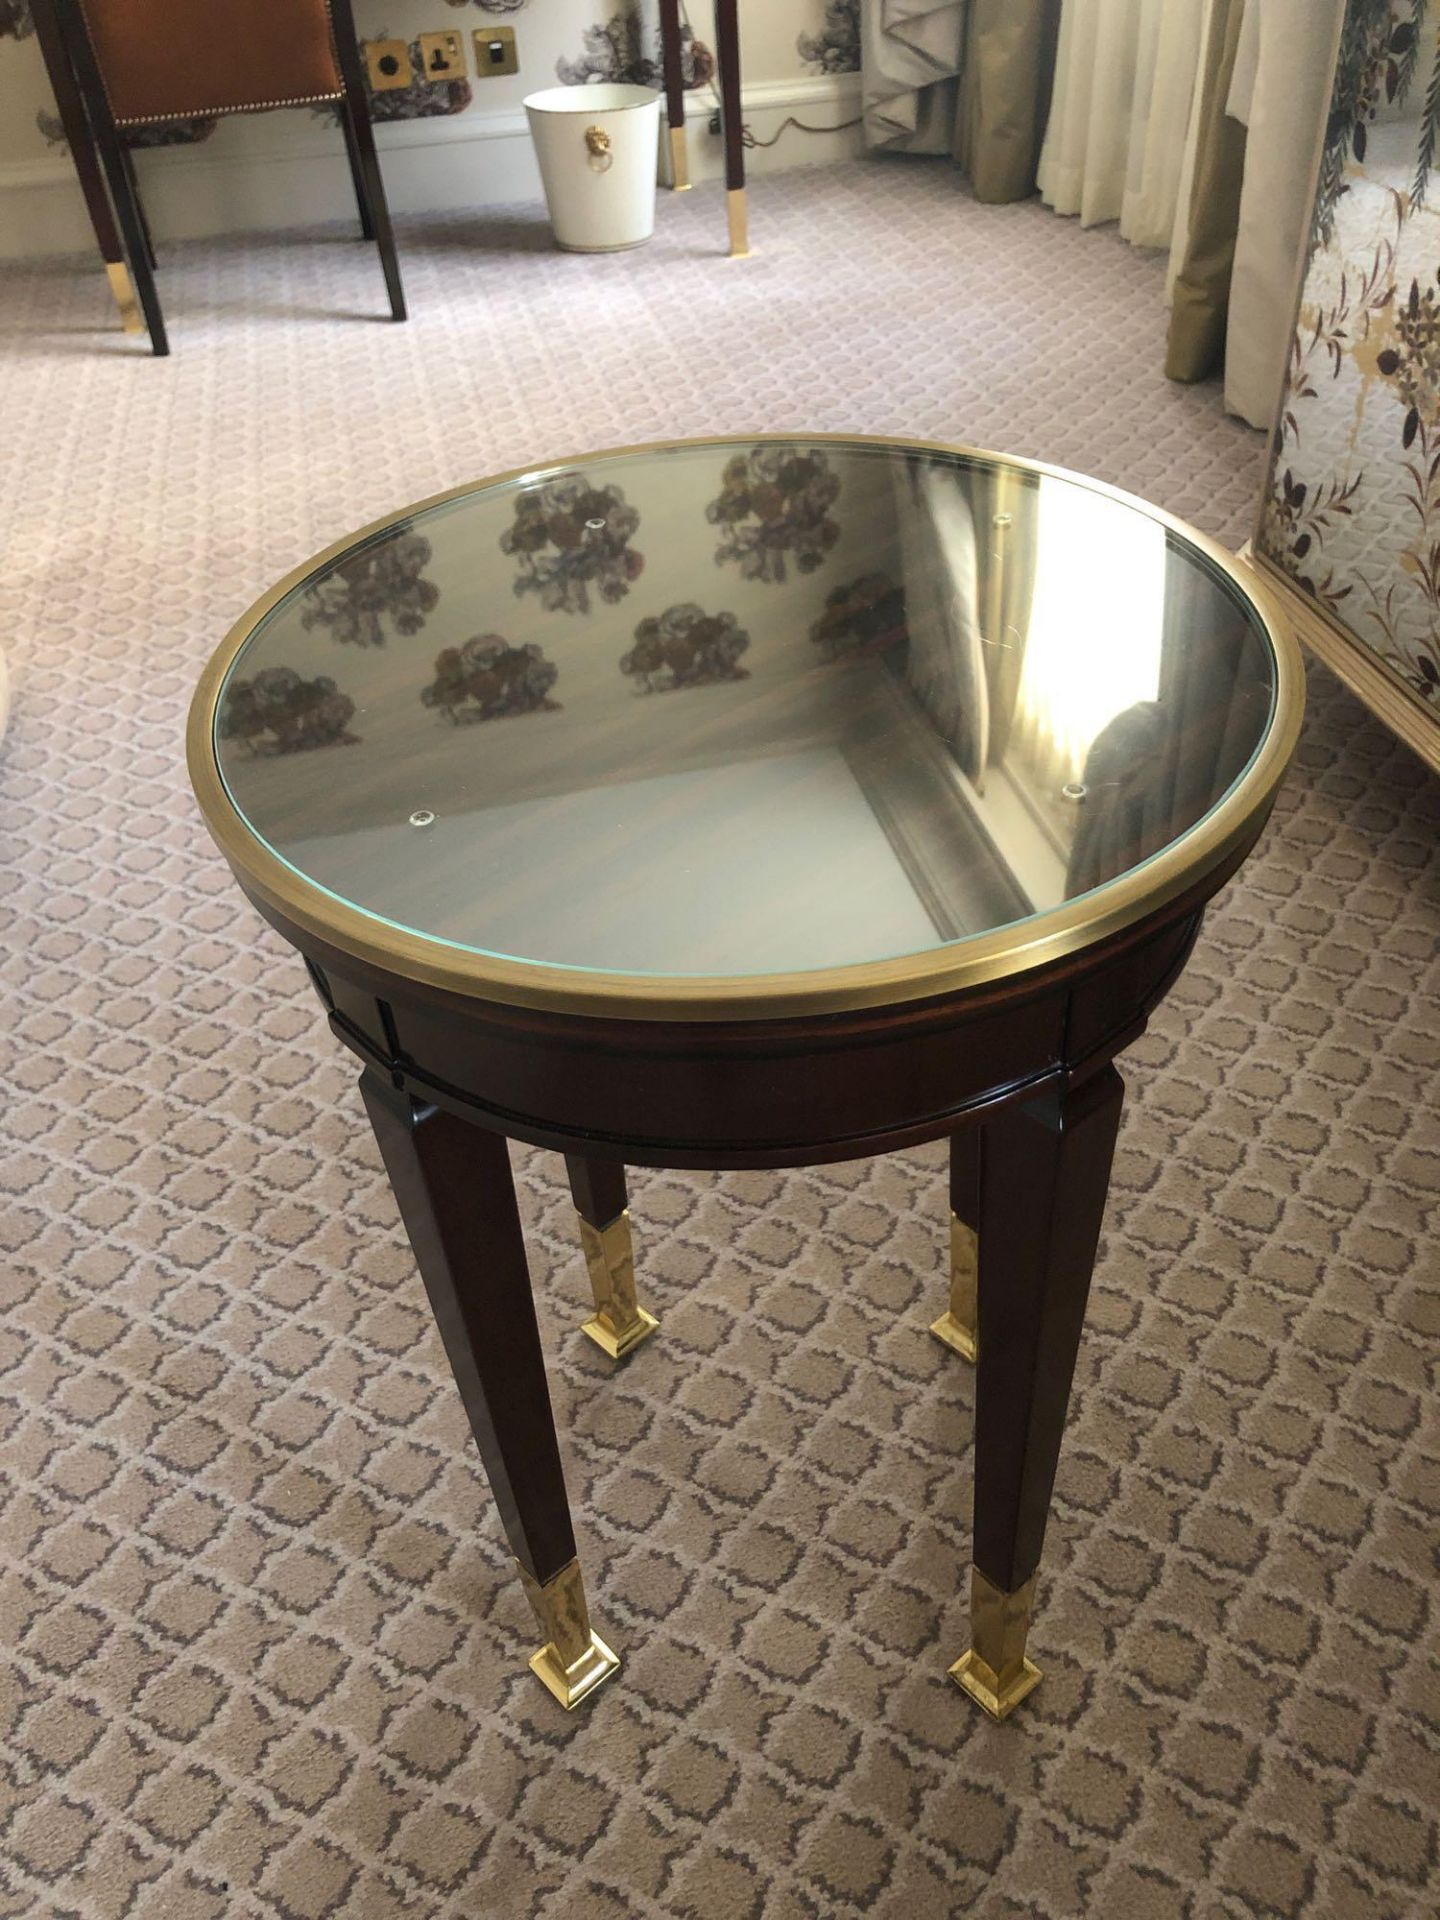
{"left": 187, "top": 433, "right": 1306, "bottom": 1024}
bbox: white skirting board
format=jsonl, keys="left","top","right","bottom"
{"left": 0, "top": 74, "right": 863, "bottom": 259}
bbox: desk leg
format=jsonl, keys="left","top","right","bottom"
{"left": 360, "top": 1072, "right": 619, "bottom": 1708}
{"left": 951, "top": 1067, "right": 1123, "bottom": 1720}
{"left": 932, "top": 1130, "right": 980, "bottom": 1361}
{"left": 564, "top": 1154, "right": 658, "bottom": 1361}
{"left": 657, "top": 0, "right": 690, "bottom": 189}
{"left": 713, "top": 0, "right": 748, "bottom": 255}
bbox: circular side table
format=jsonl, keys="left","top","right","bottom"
{"left": 188, "top": 435, "right": 1303, "bottom": 1718}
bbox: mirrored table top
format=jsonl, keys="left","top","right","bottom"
{"left": 193, "top": 436, "right": 1301, "bottom": 1017}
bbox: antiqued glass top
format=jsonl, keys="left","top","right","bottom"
{"left": 211, "top": 438, "right": 1283, "bottom": 985}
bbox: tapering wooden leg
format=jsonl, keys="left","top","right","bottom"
{"left": 329, "top": 0, "right": 407, "bottom": 321}
{"left": 713, "top": 0, "right": 748, "bottom": 254}
{"left": 29, "top": 0, "right": 143, "bottom": 334}
{"left": 51, "top": 0, "right": 168, "bottom": 353}
{"left": 564, "top": 1154, "right": 658, "bottom": 1361}
{"left": 950, "top": 1066, "right": 1124, "bottom": 1720}
{"left": 118, "top": 143, "right": 157, "bottom": 270}
{"left": 932, "top": 1128, "right": 980, "bottom": 1360}
{"left": 338, "top": 98, "right": 376, "bottom": 238}
{"left": 361, "top": 1072, "right": 618, "bottom": 1708}
{"left": 657, "top": 0, "right": 690, "bottom": 189}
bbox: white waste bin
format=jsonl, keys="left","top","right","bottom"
{"left": 524, "top": 84, "right": 661, "bottom": 252}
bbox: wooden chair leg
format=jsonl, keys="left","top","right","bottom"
{"left": 328, "top": 0, "right": 406, "bottom": 320}
{"left": 713, "top": 0, "right": 747, "bottom": 255}
{"left": 657, "top": 0, "right": 690, "bottom": 190}
{"left": 118, "top": 143, "right": 158, "bottom": 271}
{"left": 53, "top": 1, "right": 167, "bottom": 353}
{"left": 338, "top": 98, "right": 376, "bottom": 240}
{"left": 29, "top": 0, "right": 142, "bottom": 332}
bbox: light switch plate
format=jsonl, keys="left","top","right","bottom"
{"left": 363, "top": 38, "right": 412, "bottom": 91}
{"left": 473, "top": 26, "right": 518, "bottom": 77}
{"left": 418, "top": 31, "right": 465, "bottom": 82}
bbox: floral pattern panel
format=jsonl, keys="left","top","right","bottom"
{"left": 1257, "top": 0, "right": 1440, "bottom": 711}
{"left": 557, "top": 11, "right": 714, "bottom": 89}
{"left": 798, "top": 0, "right": 860, "bottom": 75}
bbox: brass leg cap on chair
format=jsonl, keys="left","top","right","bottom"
{"left": 105, "top": 261, "right": 143, "bottom": 334}
{"left": 949, "top": 1649, "right": 1043, "bottom": 1721}
{"left": 529, "top": 1631, "right": 621, "bottom": 1709}
{"left": 580, "top": 1304, "right": 659, "bottom": 1360}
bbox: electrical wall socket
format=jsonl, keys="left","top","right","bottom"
{"left": 363, "top": 38, "right": 412, "bottom": 91}
{"left": 473, "top": 26, "right": 518, "bottom": 78}
{"left": 417, "top": 31, "right": 465, "bottom": 82}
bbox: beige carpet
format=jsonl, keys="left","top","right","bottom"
{"left": 1, "top": 160, "right": 1437, "bottom": 1920}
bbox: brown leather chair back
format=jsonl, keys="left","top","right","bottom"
{"left": 78, "top": 0, "right": 343, "bottom": 124}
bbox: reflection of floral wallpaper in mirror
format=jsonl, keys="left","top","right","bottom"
{"left": 300, "top": 527, "right": 439, "bottom": 647}
{"left": 1256, "top": 0, "right": 1440, "bottom": 749}
{"left": 421, "top": 636, "right": 560, "bottom": 721}
{"left": 708, "top": 447, "right": 842, "bottom": 584}
{"left": 220, "top": 668, "right": 359, "bottom": 755}
{"left": 621, "top": 604, "right": 750, "bottom": 691}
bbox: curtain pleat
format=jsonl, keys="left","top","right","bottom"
{"left": 1163, "top": 0, "right": 1248, "bottom": 384}
{"left": 862, "top": 0, "right": 1060, "bottom": 203}
{"left": 953, "top": 0, "right": 1062, "bottom": 204}
{"left": 1038, "top": 0, "right": 1205, "bottom": 247}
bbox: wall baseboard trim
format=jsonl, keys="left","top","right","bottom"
{"left": 0, "top": 73, "right": 864, "bottom": 259}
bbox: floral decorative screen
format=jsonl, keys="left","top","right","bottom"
{"left": 1256, "top": 0, "right": 1440, "bottom": 714}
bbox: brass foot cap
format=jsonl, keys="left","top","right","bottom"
{"left": 948, "top": 1651, "right": 1042, "bottom": 1721}
{"left": 529, "top": 1631, "right": 620, "bottom": 1709}
{"left": 580, "top": 1306, "right": 658, "bottom": 1361}
{"left": 930, "top": 1312, "right": 978, "bottom": 1363}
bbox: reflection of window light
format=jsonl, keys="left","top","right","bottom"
{"left": 1011, "top": 482, "right": 1166, "bottom": 786}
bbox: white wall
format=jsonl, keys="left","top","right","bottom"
{"left": 0, "top": 2, "right": 863, "bottom": 258}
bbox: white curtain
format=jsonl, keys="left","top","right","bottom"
{"left": 1037, "top": 0, "right": 1206, "bottom": 247}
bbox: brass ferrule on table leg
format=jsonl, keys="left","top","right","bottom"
{"left": 949, "top": 1569, "right": 1042, "bottom": 1720}
{"left": 520, "top": 1558, "right": 620, "bottom": 1709}
{"left": 930, "top": 1214, "right": 979, "bottom": 1361}
{"left": 578, "top": 1209, "right": 658, "bottom": 1360}
{"left": 105, "top": 261, "right": 143, "bottom": 334}
{"left": 727, "top": 187, "right": 749, "bottom": 257}
{"left": 669, "top": 124, "right": 691, "bottom": 190}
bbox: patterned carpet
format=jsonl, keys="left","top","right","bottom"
{"left": 1, "top": 159, "right": 1437, "bottom": 1920}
